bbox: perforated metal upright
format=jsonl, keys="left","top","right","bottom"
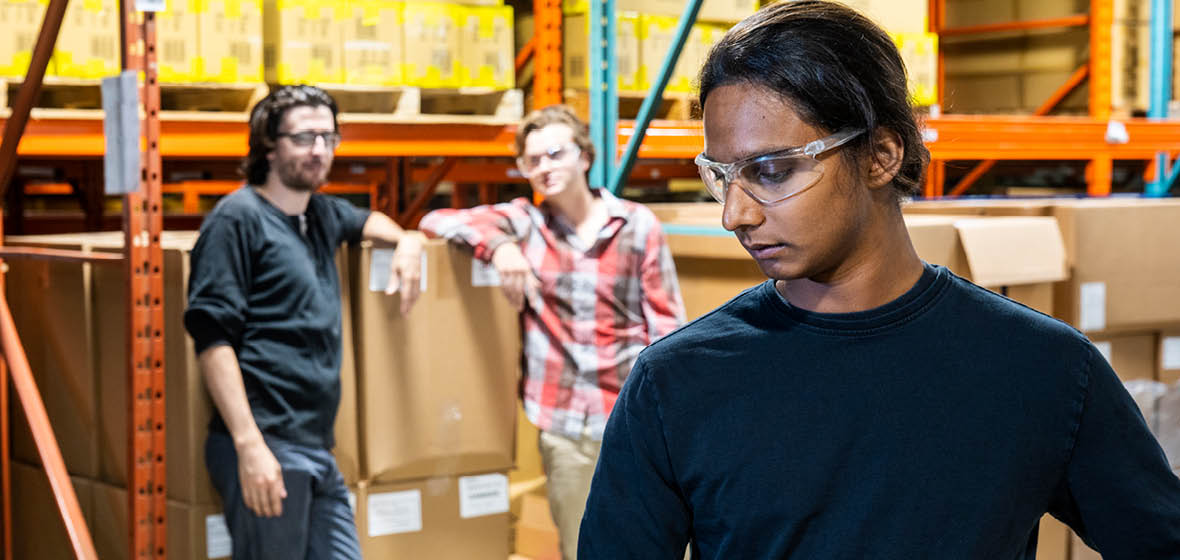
{"left": 118, "top": 2, "right": 167, "bottom": 558}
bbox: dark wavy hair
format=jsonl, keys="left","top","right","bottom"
{"left": 241, "top": 85, "right": 340, "bottom": 185}
{"left": 698, "top": 0, "right": 929, "bottom": 199}
{"left": 514, "top": 104, "right": 596, "bottom": 165}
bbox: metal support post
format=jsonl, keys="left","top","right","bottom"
{"left": 119, "top": 1, "right": 167, "bottom": 558}
{"left": 1147, "top": 0, "right": 1176, "bottom": 196}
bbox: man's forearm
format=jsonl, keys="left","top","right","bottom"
{"left": 362, "top": 211, "right": 415, "bottom": 246}
{"left": 198, "top": 344, "right": 264, "bottom": 448}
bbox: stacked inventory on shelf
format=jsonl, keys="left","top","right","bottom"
{"left": 0, "top": 0, "right": 516, "bottom": 90}
{"left": 3, "top": 234, "right": 521, "bottom": 559}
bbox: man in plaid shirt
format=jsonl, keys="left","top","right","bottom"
{"left": 420, "top": 105, "right": 685, "bottom": 560}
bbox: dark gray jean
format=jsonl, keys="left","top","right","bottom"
{"left": 206, "top": 431, "right": 361, "bottom": 560}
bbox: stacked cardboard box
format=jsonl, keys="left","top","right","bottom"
{"left": 343, "top": 0, "right": 405, "bottom": 86}
{"left": 197, "top": 0, "right": 265, "bottom": 83}
{"left": 563, "top": 0, "right": 757, "bottom": 23}
{"left": 346, "top": 239, "right": 520, "bottom": 555}
{"left": 263, "top": 0, "right": 348, "bottom": 85}
{"left": 0, "top": 0, "right": 49, "bottom": 78}
{"left": 563, "top": 12, "right": 643, "bottom": 92}
{"left": 459, "top": 5, "right": 515, "bottom": 89}
{"left": 54, "top": 0, "right": 120, "bottom": 79}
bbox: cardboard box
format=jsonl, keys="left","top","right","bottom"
{"left": 839, "top": 0, "right": 928, "bottom": 33}
{"left": 264, "top": 0, "right": 347, "bottom": 84}
{"left": 1037, "top": 515, "right": 1070, "bottom": 560}
{"left": 563, "top": 13, "right": 641, "bottom": 92}
{"left": 352, "top": 241, "right": 519, "bottom": 482}
{"left": 1089, "top": 333, "right": 1158, "bottom": 382}
{"left": 1159, "top": 330, "right": 1180, "bottom": 386}
{"left": 638, "top": 15, "right": 702, "bottom": 94}
{"left": 903, "top": 199, "right": 1056, "bottom": 217}
{"left": 92, "top": 482, "right": 232, "bottom": 560}
{"left": 6, "top": 244, "right": 101, "bottom": 479}
{"left": 893, "top": 31, "right": 938, "bottom": 106}
{"left": 563, "top": 0, "right": 756, "bottom": 23}
{"left": 1051, "top": 199, "right": 1180, "bottom": 333}
{"left": 1071, "top": 530, "right": 1102, "bottom": 560}
{"left": 343, "top": 0, "right": 404, "bottom": 86}
{"left": 197, "top": 0, "right": 265, "bottom": 83}
{"left": 0, "top": 0, "right": 49, "bottom": 78}
{"left": 403, "top": 1, "right": 462, "bottom": 87}
{"left": 944, "top": 0, "right": 1015, "bottom": 28}
{"left": 355, "top": 471, "right": 511, "bottom": 560}
{"left": 944, "top": 74, "right": 1025, "bottom": 113}
{"left": 459, "top": 5, "right": 514, "bottom": 89}
{"left": 335, "top": 245, "right": 362, "bottom": 485}
{"left": 657, "top": 208, "right": 1067, "bottom": 319}
{"left": 53, "top": 0, "right": 119, "bottom": 79}
{"left": 514, "top": 492, "right": 562, "bottom": 560}
{"left": 10, "top": 462, "right": 95, "bottom": 560}
{"left": 158, "top": 0, "right": 201, "bottom": 83}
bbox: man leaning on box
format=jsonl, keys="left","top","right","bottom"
{"left": 419, "top": 104, "right": 687, "bottom": 560}
{"left": 183, "top": 85, "right": 426, "bottom": 559}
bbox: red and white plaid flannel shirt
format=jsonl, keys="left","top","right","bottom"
{"left": 420, "top": 189, "right": 685, "bottom": 440}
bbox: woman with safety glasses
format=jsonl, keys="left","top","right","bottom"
{"left": 579, "top": 2, "right": 1180, "bottom": 558}
{"left": 419, "top": 105, "right": 685, "bottom": 560}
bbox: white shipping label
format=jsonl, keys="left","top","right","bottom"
{"left": 137, "top": 0, "right": 166, "bottom": 11}
{"left": 471, "top": 258, "right": 502, "bottom": 287}
{"left": 458, "top": 473, "right": 509, "bottom": 519}
{"left": 368, "top": 489, "right": 423, "bottom": 537}
{"left": 1078, "top": 282, "right": 1107, "bottom": 332}
{"left": 368, "top": 249, "right": 428, "bottom": 294}
{"left": 205, "top": 514, "right": 232, "bottom": 559}
{"left": 1163, "top": 337, "right": 1180, "bottom": 370}
{"left": 1094, "top": 341, "right": 1113, "bottom": 364}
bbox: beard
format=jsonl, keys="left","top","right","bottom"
{"left": 275, "top": 156, "right": 330, "bottom": 192}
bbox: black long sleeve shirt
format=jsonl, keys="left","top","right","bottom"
{"left": 580, "top": 264, "right": 1180, "bottom": 559}
{"left": 184, "top": 187, "right": 369, "bottom": 448}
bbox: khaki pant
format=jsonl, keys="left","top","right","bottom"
{"left": 539, "top": 427, "right": 601, "bottom": 560}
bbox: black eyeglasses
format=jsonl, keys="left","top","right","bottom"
{"left": 277, "top": 130, "right": 341, "bottom": 148}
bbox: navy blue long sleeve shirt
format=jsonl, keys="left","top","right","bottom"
{"left": 580, "top": 264, "right": 1180, "bottom": 559}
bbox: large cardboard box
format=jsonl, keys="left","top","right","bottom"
{"left": 1038, "top": 515, "right": 1070, "bottom": 560}
{"left": 459, "top": 5, "right": 514, "bottom": 89}
{"left": 158, "top": 0, "right": 201, "bottom": 83}
{"left": 355, "top": 471, "right": 511, "bottom": 560}
{"left": 638, "top": 15, "right": 703, "bottom": 94}
{"left": 335, "top": 246, "right": 363, "bottom": 485}
{"left": 403, "top": 1, "right": 462, "bottom": 88}
{"left": 343, "top": 0, "right": 405, "bottom": 86}
{"left": 892, "top": 31, "right": 938, "bottom": 106}
{"left": 563, "top": 0, "right": 756, "bottom": 23}
{"left": 1051, "top": 199, "right": 1180, "bottom": 333}
{"left": 263, "top": 0, "right": 347, "bottom": 84}
{"left": 197, "top": 0, "right": 265, "bottom": 83}
{"left": 0, "top": 0, "right": 48, "bottom": 78}
{"left": 91, "top": 482, "right": 232, "bottom": 560}
{"left": 10, "top": 462, "right": 95, "bottom": 560}
{"left": 514, "top": 493, "right": 561, "bottom": 560}
{"left": 563, "top": 13, "right": 641, "bottom": 92}
{"left": 656, "top": 207, "right": 1067, "bottom": 319}
{"left": 1159, "top": 330, "right": 1180, "bottom": 386}
{"left": 839, "top": 0, "right": 928, "bottom": 33}
{"left": 53, "top": 0, "right": 119, "bottom": 79}
{"left": 1089, "top": 332, "right": 1158, "bottom": 382}
{"left": 6, "top": 241, "right": 101, "bottom": 479}
{"left": 352, "top": 241, "right": 519, "bottom": 483}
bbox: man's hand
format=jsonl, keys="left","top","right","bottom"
{"left": 235, "top": 434, "right": 287, "bottom": 518}
{"left": 491, "top": 242, "right": 539, "bottom": 311}
{"left": 386, "top": 231, "right": 426, "bottom": 315}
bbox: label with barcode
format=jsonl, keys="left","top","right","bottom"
{"left": 458, "top": 473, "right": 509, "bottom": 519}
{"left": 368, "top": 490, "right": 423, "bottom": 536}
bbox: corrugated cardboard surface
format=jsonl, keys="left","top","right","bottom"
{"left": 1090, "top": 332, "right": 1158, "bottom": 382}
{"left": 355, "top": 471, "right": 510, "bottom": 560}
{"left": 562, "top": 0, "right": 755, "bottom": 23}
{"left": 563, "top": 13, "right": 641, "bottom": 92}
{"left": 460, "top": 5, "right": 514, "bottom": 89}
{"left": 10, "top": 462, "right": 95, "bottom": 560}
{"left": 54, "top": 0, "right": 120, "bottom": 79}
{"left": 514, "top": 493, "right": 561, "bottom": 560}
{"left": 198, "top": 0, "right": 265, "bottom": 83}
{"left": 1037, "top": 515, "right": 1070, "bottom": 560}
{"left": 158, "top": 0, "right": 201, "bottom": 83}
{"left": 344, "top": 0, "right": 405, "bottom": 86}
{"left": 264, "top": 0, "right": 346, "bottom": 84}
{"left": 403, "top": 1, "right": 462, "bottom": 87}
{"left": 352, "top": 241, "right": 519, "bottom": 483}
{"left": 92, "top": 481, "right": 231, "bottom": 560}
{"left": 0, "top": 0, "right": 49, "bottom": 77}
{"left": 1052, "top": 199, "right": 1180, "bottom": 333}
{"left": 1158, "top": 329, "right": 1180, "bottom": 386}
{"left": 336, "top": 245, "right": 362, "bottom": 485}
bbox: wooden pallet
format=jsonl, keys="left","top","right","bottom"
{"left": 323, "top": 85, "right": 524, "bottom": 124}
{"left": 564, "top": 89, "right": 699, "bottom": 121}
{"left": 1, "top": 78, "right": 269, "bottom": 112}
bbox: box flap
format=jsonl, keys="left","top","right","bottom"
{"left": 904, "top": 215, "right": 962, "bottom": 274}
{"left": 953, "top": 216, "right": 1067, "bottom": 287}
